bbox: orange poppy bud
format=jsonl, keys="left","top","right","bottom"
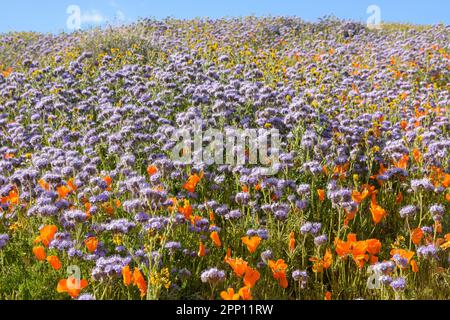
{"left": 317, "top": 189, "right": 326, "bottom": 201}
{"left": 210, "top": 231, "right": 222, "bottom": 248}
{"left": 122, "top": 265, "right": 133, "bottom": 286}
{"left": 198, "top": 241, "right": 206, "bottom": 257}
{"left": 289, "top": 232, "right": 295, "bottom": 252}
{"left": 410, "top": 259, "right": 419, "bottom": 273}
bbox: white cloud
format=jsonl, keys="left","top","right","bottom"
{"left": 81, "top": 10, "right": 106, "bottom": 25}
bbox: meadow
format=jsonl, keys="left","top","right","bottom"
{"left": 0, "top": 17, "right": 449, "bottom": 300}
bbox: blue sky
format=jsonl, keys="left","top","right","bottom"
{"left": 0, "top": 0, "right": 449, "bottom": 33}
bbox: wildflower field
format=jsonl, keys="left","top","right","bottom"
{"left": 0, "top": 17, "right": 450, "bottom": 300}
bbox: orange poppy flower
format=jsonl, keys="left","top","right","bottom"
{"left": 57, "top": 277, "right": 88, "bottom": 298}
{"left": 238, "top": 286, "right": 253, "bottom": 300}
{"left": 413, "top": 148, "right": 421, "bottom": 163}
{"left": 226, "top": 257, "right": 248, "bottom": 277}
{"left": 103, "top": 176, "right": 112, "bottom": 186}
{"left": 366, "top": 239, "right": 382, "bottom": 255}
{"left": 147, "top": 165, "right": 158, "bottom": 176}
{"left": 47, "top": 255, "right": 62, "bottom": 270}
{"left": 35, "top": 225, "right": 58, "bottom": 247}
{"left": 67, "top": 179, "right": 77, "bottom": 192}
{"left": 446, "top": 194, "right": 450, "bottom": 203}
{"left": 443, "top": 174, "right": 450, "bottom": 188}
{"left": 335, "top": 238, "right": 352, "bottom": 257}
{"left": 33, "top": 246, "right": 47, "bottom": 261}
{"left": 351, "top": 241, "right": 369, "bottom": 268}
{"left": 210, "top": 231, "right": 222, "bottom": 248}
{"left": 122, "top": 265, "right": 133, "bottom": 286}
{"left": 310, "top": 249, "right": 333, "bottom": 273}
{"left": 1, "top": 67, "right": 13, "bottom": 78}
{"left": 243, "top": 267, "right": 260, "bottom": 288}
{"left": 317, "top": 189, "right": 326, "bottom": 201}
{"left": 268, "top": 259, "right": 288, "bottom": 288}
{"left": 241, "top": 236, "right": 261, "bottom": 253}
{"left": 370, "top": 202, "right": 387, "bottom": 224}
{"left": 440, "top": 234, "right": 450, "bottom": 250}
{"left": 390, "top": 248, "right": 418, "bottom": 272}
{"left": 220, "top": 288, "right": 240, "bottom": 300}
{"left": 411, "top": 228, "right": 424, "bottom": 246}
{"left": 325, "top": 291, "right": 332, "bottom": 300}
{"left": 84, "top": 237, "right": 98, "bottom": 253}
{"left": 56, "top": 185, "right": 71, "bottom": 199}
{"left": 133, "top": 268, "right": 147, "bottom": 298}
{"left": 38, "top": 179, "right": 50, "bottom": 191}
{"left": 198, "top": 241, "right": 206, "bottom": 257}
{"left": 394, "top": 154, "right": 409, "bottom": 169}
{"left": 178, "top": 201, "right": 193, "bottom": 219}
{"left": 400, "top": 120, "right": 407, "bottom": 130}
{"left": 352, "top": 189, "right": 369, "bottom": 204}
{"left": 183, "top": 174, "right": 201, "bottom": 193}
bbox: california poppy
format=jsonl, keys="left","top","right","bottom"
{"left": 122, "top": 265, "right": 133, "bottom": 286}
{"left": 310, "top": 249, "right": 333, "bottom": 272}
{"left": 35, "top": 225, "right": 58, "bottom": 247}
{"left": 133, "top": 268, "right": 147, "bottom": 298}
{"left": 38, "top": 179, "right": 50, "bottom": 191}
{"left": 220, "top": 288, "right": 240, "bottom": 300}
{"left": 243, "top": 266, "right": 260, "bottom": 288}
{"left": 57, "top": 277, "right": 88, "bottom": 298}
{"left": 47, "top": 255, "right": 62, "bottom": 270}
{"left": 103, "top": 176, "right": 113, "bottom": 187}
{"left": 226, "top": 257, "right": 248, "bottom": 277}
{"left": 56, "top": 185, "right": 71, "bottom": 199}
{"left": 147, "top": 165, "right": 158, "bottom": 176}
{"left": 268, "top": 259, "right": 288, "bottom": 288}
{"left": 370, "top": 202, "right": 387, "bottom": 224}
{"left": 241, "top": 236, "right": 261, "bottom": 253}
{"left": 440, "top": 234, "right": 450, "bottom": 250}
{"left": 183, "top": 174, "right": 201, "bottom": 193}
{"left": 84, "top": 237, "right": 98, "bottom": 253}
{"left": 33, "top": 246, "right": 46, "bottom": 261}
{"left": 178, "top": 200, "right": 193, "bottom": 219}
{"left": 352, "top": 189, "right": 369, "bottom": 204}
{"left": 210, "top": 231, "right": 222, "bottom": 248}
{"left": 198, "top": 241, "right": 206, "bottom": 257}
{"left": 411, "top": 228, "right": 424, "bottom": 246}
{"left": 238, "top": 286, "right": 253, "bottom": 300}
{"left": 317, "top": 189, "right": 326, "bottom": 201}
{"left": 366, "top": 239, "right": 382, "bottom": 256}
